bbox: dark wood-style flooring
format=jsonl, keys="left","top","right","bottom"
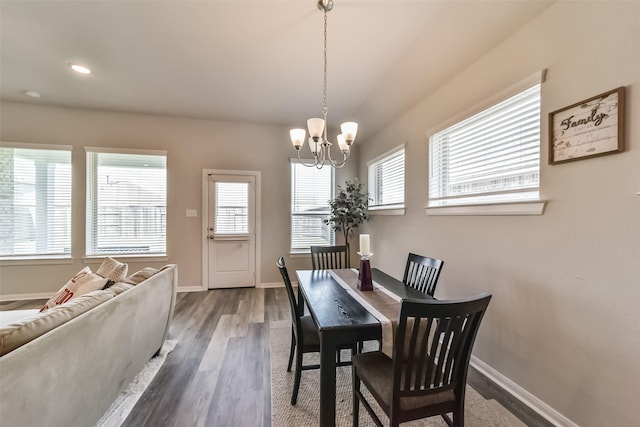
{"left": 2, "top": 288, "right": 553, "bottom": 426}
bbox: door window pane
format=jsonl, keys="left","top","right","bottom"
{"left": 215, "top": 182, "right": 249, "bottom": 234}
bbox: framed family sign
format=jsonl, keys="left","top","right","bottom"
{"left": 549, "top": 87, "right": 625, "bottom": 165}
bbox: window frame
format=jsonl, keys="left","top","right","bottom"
{"left": 0, "top": 142, "right": 73, "bottom": 261}
{"left": 425, "top": 71, "right": 547, "bottom": 216}
{"left": 85, "top": 146, "right": 168, "bottom": 258}
{"left": 289, "top": 158, "right": 335, "bottom": 254}
{"left": 367, "top": 144, "right": 406, "bottom": 215}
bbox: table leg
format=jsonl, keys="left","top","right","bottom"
{"left": 297, "top": 287, "right": 306, "bottom": 315}
{"left": 319, "top": 332, "right": 337, "bottom": 427}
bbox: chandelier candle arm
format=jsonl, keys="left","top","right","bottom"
{"left": 287, "top": 0, "right": 358, "bottom": 169}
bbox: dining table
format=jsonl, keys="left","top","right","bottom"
{"left": 295, "top": 267, "right": 432, "bottom": 427}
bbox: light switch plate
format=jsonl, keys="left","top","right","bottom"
{"left": 186, "top": 209, "right": 198, "bottom": 217}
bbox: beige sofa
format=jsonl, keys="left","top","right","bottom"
{"left": 0, "top": 264, "right": 178, "bottom": 427}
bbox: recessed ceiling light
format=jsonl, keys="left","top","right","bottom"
{"left": 25, "top": 90, "right": 41, "bottom": 98}
{"left": 70, "top": 63, "right": 91, "bottom": 74}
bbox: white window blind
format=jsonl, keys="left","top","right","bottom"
{"left": 368, "top": 146, "right": 405, "bottom": 209}
{"left": 0, "top": 144, "right": 72, "bottom": 259}
{"left": 86, "top": 149, "right": 167, "bottom": 256}
{"left": 429, "top": 83, "right": 541, "bottom": 207}
{"left": 290, "top": 159, "right": 334, "bottom": 252}
{"left": 215, "top": 182, "right": 249, "bottom": 234}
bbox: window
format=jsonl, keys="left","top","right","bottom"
{"left": 86, "top": 148, "right": 167, "bottom": 256}
{"left": 368, "top": 146, "right": 405, "bottom": 211}
{"left": 429, "top": 82, "right": 541, "bottom": 207}
{"left": 0, "top": 143, "right": 72, "bottom": 259}
{"left": 290, "top": 159, "right": 334, "bottom": 253}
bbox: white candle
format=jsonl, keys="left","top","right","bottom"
{"left": 359, "top": 234, "right": 370, "bottom": 255}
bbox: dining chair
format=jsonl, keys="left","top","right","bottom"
{"left": 402, "top": 253, "right": 444, "bottom": 296}
{"left": 352, "top": 293, "right": 492, "bottom": 427}
{"left": 310, "top": 245, "right": 348, "bottom": 270}
{"left": 276, "top": 257, "right": 355, "bottom": 405}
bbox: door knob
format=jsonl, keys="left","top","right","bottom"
{"left": 208, "top": 235, "right": 215, "bottom": 239}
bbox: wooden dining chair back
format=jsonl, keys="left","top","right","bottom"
{"left": 277, "top": 257, "right": 302, "bottom": 349}
{"left": 402, "top": 253, "right": 444, "bottom": 296}
{"left": 352, "top": 293, "right": 492, "bottom": 427}
{"left": 277, "top": 256, "right": 355, "bottom": 405}
{"left": 310, "top": 245, "right": 348, "bottom": 270}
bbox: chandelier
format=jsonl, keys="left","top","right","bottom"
{"left": 289, "top": 0, "right": 358, "bottom": 169}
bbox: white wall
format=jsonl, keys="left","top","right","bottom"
{"left": 0, "top": 104, "right": 358, "bottom": 295}
{"left": 358, "top": 2, "right": 639, "bottom": 426}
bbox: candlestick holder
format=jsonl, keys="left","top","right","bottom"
{"left": 357, "top": 252, "right": 373, "bottom": 291}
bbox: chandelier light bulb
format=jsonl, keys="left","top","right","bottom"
{"left": 290, "top": 129, "right": 306, "bottom": 150}
{"left": 309, "top": 138, "right": 319, "bottom": 155}
{"left": 307, "top": 118, "right": 325, "bottom": 141}
{"left": 341, "top": 122, "right": 358, "bottom": 144}
{"left": 337, "top": 134, "right": 349, "bottom": 153}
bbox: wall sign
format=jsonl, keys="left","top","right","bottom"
{"left": 549, "top": 87, "right": 625, "bottom": 165}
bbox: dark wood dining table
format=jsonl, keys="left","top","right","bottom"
{"left": 295, "top": 267, "right": 431, "bottom": 427}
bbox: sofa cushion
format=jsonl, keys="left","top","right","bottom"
{"left": 96, "top": 257, "right": 128, "bottom": 282}
{"left": 40, "top": 267, "right": 108, "bottom": 312}
{"left": 0, "top": 290, "right": 114, "bottom": 356}
{"left": 123, "top": 267, "right": 159, "bottom": 285}
{"left": 0, "top": 309, "right": 40, "bottom": 328}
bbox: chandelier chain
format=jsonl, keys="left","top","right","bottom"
{"left": 323, "top": 8, "right": 328, "bottom": 115}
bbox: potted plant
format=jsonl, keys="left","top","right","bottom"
{"left": 324, "top": 179, "right": 370, "bottom": 266}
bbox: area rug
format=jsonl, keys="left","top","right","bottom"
{"left": 270, "top": 326, "right": 525, "bottom": 426}
{"left": 95, "top": 339, "right": 177, "bottom": 427}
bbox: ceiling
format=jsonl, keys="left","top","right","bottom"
{"left": 0, "top": 1, "right": 553, "bottom": 140}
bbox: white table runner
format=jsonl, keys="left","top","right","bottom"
{"left": 328, "top": 269, "right": 400, "bottom": 357}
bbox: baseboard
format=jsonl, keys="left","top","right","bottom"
{"left": 0, "top": 292, "right": 51, "bottom": 302}
{"left": 470, "top": 356, "right": 578, "bottom": 427}
{"left": 257, "top": 282, "right": 284, "bottom": 289}
{"left": 178, "top": 283, "right": 286, "bottom": 291}
{"left": 177, "top": 286, "right": 206, "bottom": 293}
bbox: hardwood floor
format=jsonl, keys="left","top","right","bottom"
{"left": 3, "top": 288, "right": 553, "bottom": 426}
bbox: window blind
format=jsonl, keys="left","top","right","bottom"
{"left": 215, "top": 182, "right": 249, "bottom": 234}
{"left": 368, "top": 147, "right": 405, "bottom": 209}
{"left": 290, "top": 159, "right": 334, "bottom": 252}
{"left": 429, "top": 84, "right": 541, "bottom": 207}
{"left": 86, "top": 150, "right": 167, "bottom": 256}
{"left": 0, "top": 144, "right": 72, "bottom": 258}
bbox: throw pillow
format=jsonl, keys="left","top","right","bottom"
{"left": 123, "top": 267, "right": 159, "bottom": 285}
{"left": 96, "top": 257, "right": 128, "bottom": 282}
{"left": 40, "top": 267, "right": 108, "bottom": 312}
{"left": 107, "top": 283, "right": 134, "bottom": 295}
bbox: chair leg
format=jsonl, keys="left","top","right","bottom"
{"left": 352, "top": 366, "right": 360, "bottom": 427}
{"left": 291, "top": 347, "right": 303, "bottom": 405}
{"left": 453, "top": 407, "right": 464, "bottom": 427}
{"left": 287, "top": 329, "right": 295, "bottom": 372}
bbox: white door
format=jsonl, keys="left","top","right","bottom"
{"left": 207, "top": 174, "right": 256, "bottom": 288}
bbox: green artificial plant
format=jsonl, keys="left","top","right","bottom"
{"left": 324, "top": 179, "right": 370, "bottom": 266}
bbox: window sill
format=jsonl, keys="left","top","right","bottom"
{"left": 0, "top": 256, "right": 74, "bottom": 266}
{"left": 425, "top": 200, "right": 546, "bottom": 216}
{"left": 368, "top": 207, "right": 405, "bottom": 216}
{"left": 288, "top": 252, "right": 310, "bottom": 258}
{"left": 83, "top": 254, "right": 169, "bottom": 263}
